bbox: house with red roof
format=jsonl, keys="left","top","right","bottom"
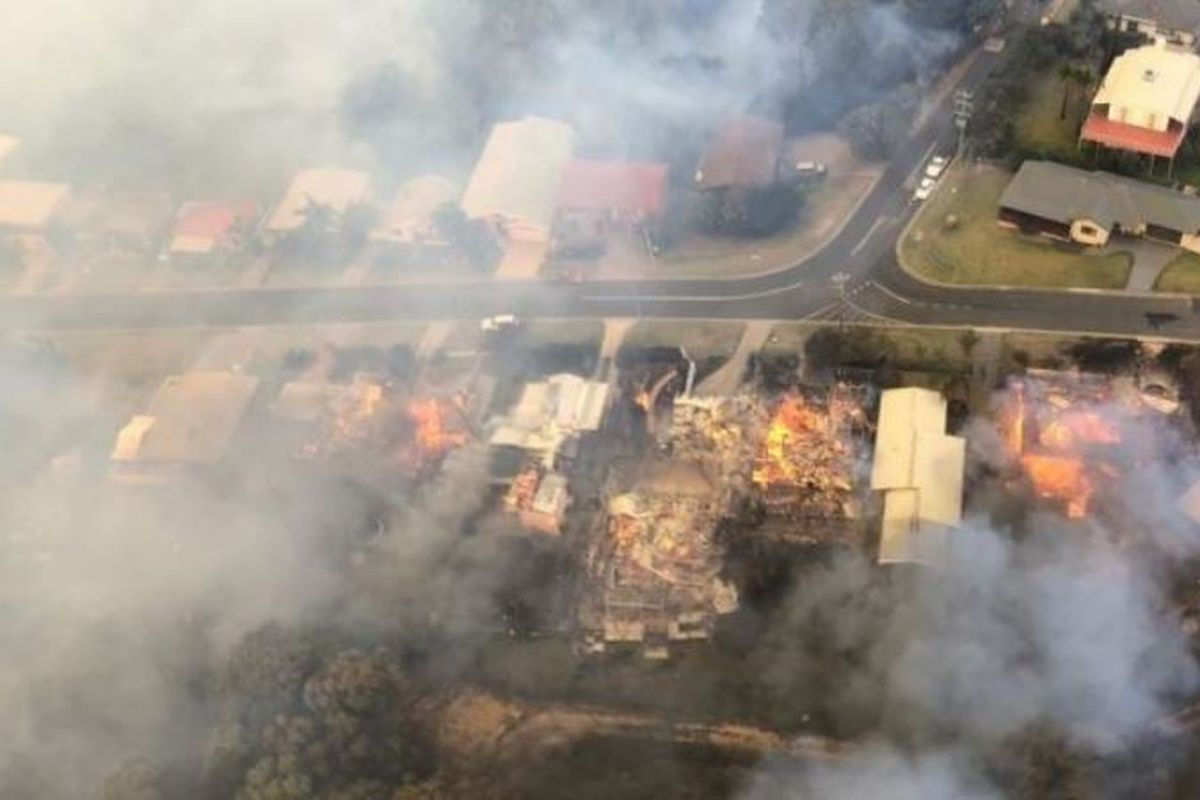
{"left": 554, "top": 159, "right": 669, "bottom": 256}
{"left": 169, "top": 201, "right": 258, "bottom": 260}
{"left": 1080, "top": 43, "right": 1200, "bottom": 173}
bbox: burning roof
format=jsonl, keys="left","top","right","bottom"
{"left": 750, "top": 388, "right": 867, "bottom": 528}
{"left": 999, "top": 371, "right": 1145, "bottom": 519}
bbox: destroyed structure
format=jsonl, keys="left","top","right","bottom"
{"left": 750, "top": 387, "right": 869, "bottom": 544}
{"left": 999, "top": 369, "right": 1182, "bottom": 519}
{"left": 273, "top": 373, "right": 471, "bottom": 481}
{"left": 582, "top": 460, "right": 738, "bottom": 659}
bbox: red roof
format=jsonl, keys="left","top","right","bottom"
{"left": 557, "top": 160, "right": 668, "bottom": 216}
{"left": 1080, "top": 112, "right": 1186, "bottom": 159}
{"left": 172, "top": 201, "right": 257, "bottom": 241}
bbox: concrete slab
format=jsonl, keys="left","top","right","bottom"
{"left": 696, "top": 321, "right": 771, "bottom": 396}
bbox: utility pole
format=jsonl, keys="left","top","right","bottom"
{"left": 953, "top": 89, "right": 975, "bottom": 158}
{"left": 831, "top": 271, "right": 850, "bottom": 333}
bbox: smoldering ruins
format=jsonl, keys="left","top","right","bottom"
{"left": 6, "top": 1, "right": 1200, "bottom": 799}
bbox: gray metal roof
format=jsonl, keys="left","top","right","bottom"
{"left": 999, "top": 160, "right": 1200, "bottom": 234}
{"left": 1096, "top": 0, "right": 1200, "bottom": 34}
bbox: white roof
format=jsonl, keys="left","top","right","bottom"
{"left": 460, "top": 117, "right": 574, "bottom": 234}
{"left": 872, "top": 388, "right": 965, "bottom": 567}
{"left": 0, "top": 181, "right": 69, "bottom": 230}
{"left": 1094, "top": 44, "right": 1200, "bottom": 126}
{"left": 371, "top": 175, "right": 458, "bottom": 244}
{"left": 489, "top": 373, "right": 609, "bottom": 459}
{"left": 265, "top": 168, "right": 372, "bottom": 233}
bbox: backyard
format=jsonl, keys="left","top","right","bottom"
{"left": 900, "top": 163, "right": 1132, "bottom": 289}
{"left": 1014, "top": 66, "right": 1089, "bottom": 161}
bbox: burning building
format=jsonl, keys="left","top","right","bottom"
{"left": 503, "top": 463, "right": 570, "bottom": 536}
{"left": 272, "top": 372, "right": 387, "bottom": 460}
{"left": 749, "top": 387, "right": 869, "bottom": 542}
{"left": 998, "top": 369, "right": 1175, "bottom": 519}
{"left": 272, "top": 374, "right": 470, "bottom": 481}
{"left": 871, "top": 388, "right": 965, "bottom": 568}
{"left": 582, "top": 460, "right": 738, "bottom": 658}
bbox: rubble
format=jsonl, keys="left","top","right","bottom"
{"left": 503, "top": 462, "right": 569, "bottom": 535}
{"left": 750, "top": 387, "right": 868, "bottom": 530}
{"left": 581, "top": 461, "right": 738, "bottom": 657}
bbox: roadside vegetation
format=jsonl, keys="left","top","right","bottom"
{"left": 901, "top": 163, "right": 1132, "bottom": 289}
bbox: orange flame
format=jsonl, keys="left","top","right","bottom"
{"left": 1022, "top": 454, "right": 1092, "bottom": 519}
{"left": 752, "top": 395, "right": 829, "bottom": 487}
{"left": 407, "top": 397, "right": 467, "bottom": 460}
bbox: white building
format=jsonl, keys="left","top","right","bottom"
{"left": 489, "top": 373, "right": 609, "bottom": 466}
{"left": 460, "top": 117, "right": 574, "bottom": 244}
{"left": 870, "top": 388, "right": 966, "bottom": 568}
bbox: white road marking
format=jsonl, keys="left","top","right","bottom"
{"left": 851, "top": 216, "right": 894, "bottom": 257}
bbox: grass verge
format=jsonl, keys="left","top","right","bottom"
{"left": 900, "top": 163, "right": 1131, "bottom": 290}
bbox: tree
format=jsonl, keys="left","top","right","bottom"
{"left": 301, "top": 649, "right": 415, "bottom": 784}
{"left": 431, "top": 204, "right": 500, "bottom": 271}
{"left": 838, "top": 87, "right": 919, "bottom": 161}
{"left": 222, "top": 623, "right": 321, "bottom": 722}
{"left": 702, "top": 184, "right": 804, "bottom": 238}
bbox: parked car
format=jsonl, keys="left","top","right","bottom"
{"left": 913, "top": 177, "right": 937, "bottom": 202}
{"left": 795, "top": 161, "right": 827, "bottom": 177}
{"left": 924, "top": 156, "right": 949, "bottom": 179}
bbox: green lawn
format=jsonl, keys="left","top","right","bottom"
{"left": 1014, "top": 66, "right": 1088, "bottom": 161}
{"left": 901, "top": 164, "right": 1132, "bottom": 289}
{"left": 1154, "top": 251, "right": 1200, "bottom": 293}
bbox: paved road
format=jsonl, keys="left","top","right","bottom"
{"left": 3, "top": 44, "right": 1198, "bottom": 340}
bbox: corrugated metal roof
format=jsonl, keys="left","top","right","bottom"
{"left": 558, "top": 159, "right": 668, "bottom": 215}
{"left": 1093, "top": 44, "right": 1200, "bottom": 129}
{"left": 872, "top": 388, "right": 965, "bottom": 568}
{"left": 1000, "top": 160, "right": 1200, "bottom": 233}
{"left": 371, "top": 175, "right": 458, "bottom": 244}
{"left": 265, "top": 169, "right": 372, "bottom": 233}
{"left": 695, "top": 116, "right": 784, "bottom": 190}
{"left": 460, "top": 117, "right": 574, "bottom": 234}
{"left": 112, "top": 371, "right": 259, "bottom": 464}
{"left": 0, "top": 181, "right": 69, "bottom": 230}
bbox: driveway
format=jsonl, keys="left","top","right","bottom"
{"left": 1120, "top": 240, "right": 1176, "bottom": 292}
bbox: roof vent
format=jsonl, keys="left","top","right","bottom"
{"left": 1143, "top": 68, "right": 1157, "bottom": 83}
